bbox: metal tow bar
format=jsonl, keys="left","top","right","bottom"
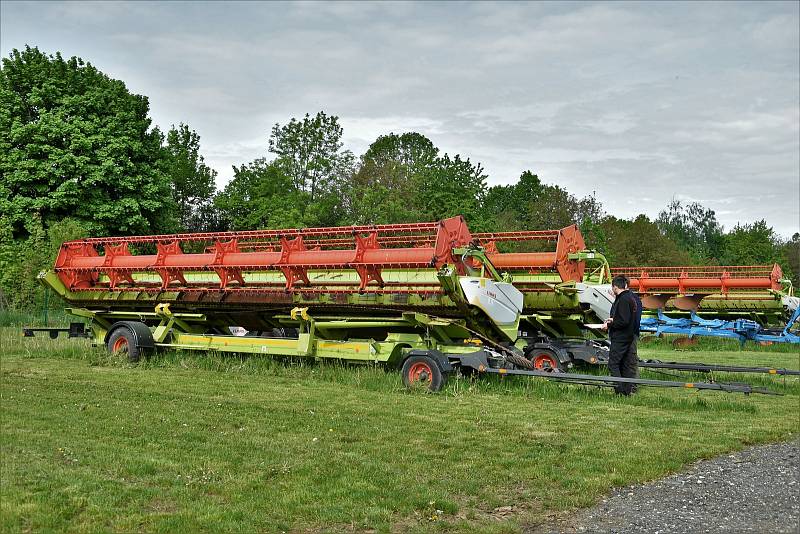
{"left": 636, "top": 360, "right": 800, "bottom": 376}
{"left": 483, "top": 367, "right": 780, "bottom": 395}
{"left": 424, "top": 316, "right": 781, "bottom": 395}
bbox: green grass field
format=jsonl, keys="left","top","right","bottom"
{"left": 1, "top": 327, "right": 798, "bottom": 533}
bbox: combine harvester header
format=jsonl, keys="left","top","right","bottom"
{"left": 48, "top": 216, "right": 595, "bottom": 337}
{"left": 613, "top": 264, "right": 792, "bottom": 313}
{"left": 31, "top": 217, "right": 795, "bottom": 394}
{"left": 53, "top": 217, "right": 588, "bottom": 293}
{"left": 611, "top": 265, "right": 798, "bottom": 344}
{"left": 55, "top": 218, "right": 477, "bottom": 292}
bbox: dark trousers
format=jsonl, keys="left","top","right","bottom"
{"left": 609, "top": 336, "right": 639, "bottom": 395}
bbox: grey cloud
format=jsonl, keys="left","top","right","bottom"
{"left": 1, "top": 0, "right": 797, "bottom": 236}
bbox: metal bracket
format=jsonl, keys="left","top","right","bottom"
{"left": 291, "top": 307, "right": 316, "bottom": 356}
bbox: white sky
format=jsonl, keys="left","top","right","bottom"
{"left": 2, "top": 1, "right": 798, "bottom": 236}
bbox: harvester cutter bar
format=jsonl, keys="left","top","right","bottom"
{"left": 53, "top": 217, "right": 593, "bottom": 294}
{"left": 64, "top": 286, "right": 447, "bottom": 295}
{"left": 482, "top": 367, "right": 778, "bottom": 395}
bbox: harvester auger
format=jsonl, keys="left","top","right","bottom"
{"left": 30, "top": 216, "right": 789, "bottom": 394}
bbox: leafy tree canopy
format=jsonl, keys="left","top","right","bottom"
{"left": 483, "top": 170, "right": 544, "bottom": 226}
{"left": 598, "top": 215, "right": 692, "bottom": 267}
{"left": 783, "top": 233, "right": 799, "bottom": 288}
{"left": 346, "top": 132, "right": 439, "bottom": 224}
{"left": 214, "top": 158, "right": 307, "bottom": 230}
{"left": 268, "top": 111, "right": 354, "bottom": 203}
{"left": 0, "top": 46, "right": 176, "bottom": 237}
{"left": 163, "top": 123, "right": 218, "bottom": 232}
{"left": 721, "top": 220, "right": 784, "bottom": 266}
{"left": 343, "top": 132, "right": 489, "bottom": 226}
{"left": 412, "top": 153, "right": 489, "bottom": 227}
{"left": 657, "top": 199, "right": 725, "bottom": 262}
{"left": 361, "top": 132, "right": 438, "bottom": 173}
{"left": 524, "top": 184, "right": 604, "bottom": 232}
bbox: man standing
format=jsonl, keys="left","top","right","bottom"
{"left": 602, "top": 275, "right": 640, "bottom": 395}
{"left": 628, "top": 280, "right": 643, "bottom": 391}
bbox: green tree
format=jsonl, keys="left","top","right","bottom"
{"left": 0, "top": 46, "right": 177, "bottom": 237}
{"left": 347, "top": 160, "right": 419, "bottom": 224}
{"left": 575, "top": 193, "right": 605, "bottom": 232}
{"left": 598, "top": 215, "right": 691, "bottom": 267}
{"left": 347, "top": 132, "right": 438, "bottom": 224}
{"left": 361, "top": 132, "right": 438, "bottom": 175}
{"left": 412, "top": 153, "right": 488, "bottom": 227}
{"left": 782, "top": 233, "right": 799, "bottom": 288}
{"left": 268, "top": 111, "right": 354, "bottom": 203}
{"left": 482, "top": 170, "right": 544, "bottom": 229}
{"left": 720, "top": 220, "right": 783, "bottom": 266}
{"left": 214, "top": 158, "right": 308, "bottom": 230}
{"left": 480, "top": 174, "right": 605, "bottom": 239}
{"left": 163, "top": 123, "right": 218, "bottom": 232}
{"left": 0, "top": 215, "right": 90, "bottom": 311}
{"left": 656, "top": 199, "right": 725, "bottom": 262}
{"left": 523, "top": 185, "right": 574, "bottom": 230}
{"left": 346, "top": 132, "right": 489, "bottom": 227}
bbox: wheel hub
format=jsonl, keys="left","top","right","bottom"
{"left": 112, "top": 336, "right": 129, "bottom": 353}
{"left": 408, "top": 362, "right": 433, "bottom": 384}
{"left": 532, "top": 353, "right": 558, "bottom": 371}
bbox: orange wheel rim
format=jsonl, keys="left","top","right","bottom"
{"left": 532, "top": 353, "right": 558, "bottom": 370}
{"left": 112, "top": 336, "right": 129, "bottom": 353}
{"left": 408, "top": 362, "right": 433, "bottom": 384}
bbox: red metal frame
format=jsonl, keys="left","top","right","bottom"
{"left": 483, "top": 225, "right": 586, "bottom": 282}
{"left": 53, "top": 217, "right": 588, "bottom": 294}
{"left": 57, "top": 217, "right": 784, "bottom": 300}
{"left": 612, "top": 264, "right": 784, "bottom": 295}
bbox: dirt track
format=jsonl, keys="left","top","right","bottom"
{"left": 527, "top": 439, "right": 800, "bottom": 534}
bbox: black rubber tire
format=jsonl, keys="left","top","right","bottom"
{"left": 107, "top": 327, "right": 142, "bottom": 363}
{"left": 401, "top": 355, "right": 447, "bottom": 392}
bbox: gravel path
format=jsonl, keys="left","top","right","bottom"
{"left": 528, "top": 440, "right": 800, "bottom": 534}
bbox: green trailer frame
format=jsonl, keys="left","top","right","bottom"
{"left": 70, "top": 303, "right": 490, "bottom": 364}
{"left": 36, "top": 302, "right": 778, "bottom": 395}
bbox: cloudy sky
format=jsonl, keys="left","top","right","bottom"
{"left": 2, "top": 1, "right": 798, "bottom": 236}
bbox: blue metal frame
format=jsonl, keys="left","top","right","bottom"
{"left": 640, "top": 307, "right": 800, "bottom": 344}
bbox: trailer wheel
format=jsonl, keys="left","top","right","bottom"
{"left": 528, "top": 350, "right": 563, "bottom": 372}
{"left": 107, "top": 328, "right": 141, "bottom": 363}
{"left": 401, "top": 355, "right": 447, "bottom": 392}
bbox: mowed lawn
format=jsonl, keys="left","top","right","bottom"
{"left": 1, "top": 328, "right": 798, "bottom": 533}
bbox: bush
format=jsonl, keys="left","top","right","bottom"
{"left": 0, "top": 216, "right": 89, "bottom": 312}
